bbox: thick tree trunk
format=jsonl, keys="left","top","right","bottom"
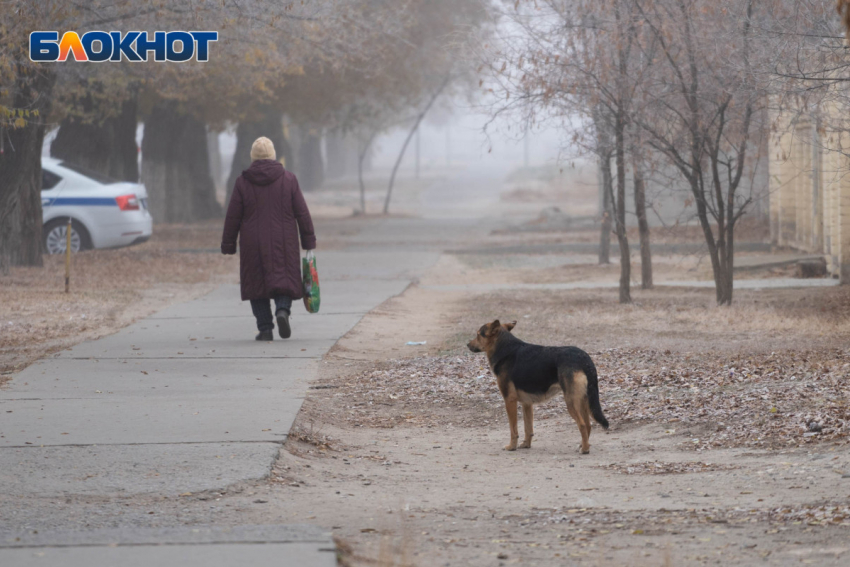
{"left": 141, "top": 102, "right": 221, "bottom": 223}
{"left": 0, "top": 68, "right": 56, "bottom": 272}
{"left": 297, "top": 130, "right": 325, "bottom": 192}
{"left": 225, "top": 109, "right": 291, "bottom": 207}
{"left": 326, "top": 132, "right": 348, "bottom": 179}
{"left": 0, "top": 125, "right": 47, "bottom": 271}
{"left": 207, "top": 129, "right": 223, "bottom": 197}
{"left": 712, "top": 244, "right": 733, "bottom": 305}
{"left": 51, "top": 96, "right": 139, "bottom": 182}
{"left": 633, "top": 164, "right": 653, "bottom": 289}
{"left": 599, "top": 152, "right": 613, "bottom": 265}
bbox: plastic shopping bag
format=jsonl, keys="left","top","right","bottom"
{"left": 302, "top": 250, "right": 320, "bottom": 313}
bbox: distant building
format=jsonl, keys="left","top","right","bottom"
{"left": 769, "top": 106, "right": 849, "bottom": 282}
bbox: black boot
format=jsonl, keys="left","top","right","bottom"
{"left": 276, "top": 309, "right": 291, "bottom": 339}
{"left": 255, "top": 329, "right": 274, "bottom": 341}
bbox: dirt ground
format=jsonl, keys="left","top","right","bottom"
{"left": 272, "top": 252, "right": 850, "bottom": 567}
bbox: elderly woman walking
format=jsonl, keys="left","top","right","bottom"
{"left": 221, "top": 137, "right": 316, "bottom": 341}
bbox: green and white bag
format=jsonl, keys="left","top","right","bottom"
{"left": 302, "top": 250, "right": 321, "bottom": 314}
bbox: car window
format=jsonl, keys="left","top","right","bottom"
{"left": 42, "top": 168, "right": 62, "bottom": 191}
{"left": 58, "top": 161, "right": 119, "bottom": 185}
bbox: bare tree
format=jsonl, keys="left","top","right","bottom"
{"left": 635, "top": 0, "right": 762, "bottom": 305}
{"left": 274, "top": 0, "right": 489, "bottom": 212}
{"left": 482, "top": 0, "right": 657, "bottom": 303}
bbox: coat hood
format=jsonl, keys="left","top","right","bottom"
{"left": 243, "top": 159, "right": 285, "bottom": 186}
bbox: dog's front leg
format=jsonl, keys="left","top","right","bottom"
{"left": 503, "top": 396, "right": 519, "bottom": 451}
{"left": 519, "top": 402, "right": 533, "bottom": 449}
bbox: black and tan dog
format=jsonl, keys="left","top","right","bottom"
{"left": 467, "top": 320, "right": 609, "bottom": 453}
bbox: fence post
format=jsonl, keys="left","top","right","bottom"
{"left": 64, "top": 217, "right": 71, "bottom": 293}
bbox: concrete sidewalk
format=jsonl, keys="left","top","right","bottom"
{"left": 0, "top": 249, "right": 434, "bottom": 565}
{"left": 1, "top": 525, "right": 337, "bottom": 567}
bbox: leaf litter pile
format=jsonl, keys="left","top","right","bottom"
{"left": 333, "top": 355, "right": 500, "bottom": 429}
{"left": 596, "top": 347, "right": 850, "bottom": 450}
{"left": 335, "top": 347, "right": 849, "bottom": 450}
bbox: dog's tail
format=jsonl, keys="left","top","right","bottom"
{"left": 584, "top": 364, "right": 609, "bottom": 430}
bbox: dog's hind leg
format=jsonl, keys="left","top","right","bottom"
{"left": 574, "top": 372, "right": 591, "bottom": 454}
{"left": 503, "top": 391, "right": 519, "bottom": 451}
{"left": 580, "top": 398, "right": 593, "bottom": 446}
{"left": 519, "top": 402, "right": 534, "bottom": 449}
{"left": 562, "top": 371, "right": 591, "bottom": 454}
{"left": 564, "top": 398, "right": 590, "bottom": 454}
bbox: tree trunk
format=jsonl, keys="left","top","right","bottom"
{"left": 719, "top": 216, "right": 736, "bottom": 305}
{"left": 384, "top": 117, "right": 421, "bottom": 215}
{"left": 633, "top": 162, "right": 653, "bottom": 289}
{"left": 614, "top": 116, "right": 631, "bottom": 304}
{"left": 690, "top": 175, "right": 725, "bottom": 304}
{"left": 358, "top": 131, "right": 378, "bottom": 215}
{"left": 297, "top": 129, "right": 325, "bottom": 191}
{"left": 51, "top": 95, "right": 139, "bottom": 182}
{"left": 713, "top": 245, "right": 733, "bottom": 305}
{"left": 141, "top": 102, "right": 221, "bottom": 223}
{"left": 599, "top": 152, "right": 613, "bottom": 265}
{"left": 225, "top": 109, "right": 291, "bottom": 207}
{"left": 384, "top": 77, "right": 449, "bottom": 214}
{"left": 0, "top": 68, "right": 56, "bottom": 272}
{"left": 325, "top": 132, "right": 348, "bottom": 179}
{"left": 207, "top": 129, "right": 223, "bottom": 198}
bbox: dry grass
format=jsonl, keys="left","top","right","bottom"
{"left": 458, "top": 286, "right": 850, "bottom": 353}
{"left": 495, "top": 215, "right": 771, "bottom": 247}
{"left": 0, "top": 221, "right": 237, "bottom": 381}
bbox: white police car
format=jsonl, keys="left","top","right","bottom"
{"left": 41, "top": 157, "right": 153, "bottom": 254}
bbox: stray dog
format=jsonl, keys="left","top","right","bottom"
{"left": 467, "top": 320, "right": 609, "bottom": 453}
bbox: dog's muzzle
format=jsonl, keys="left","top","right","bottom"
{"left": 467, "top": 342, "right": 482, "bottom": 353}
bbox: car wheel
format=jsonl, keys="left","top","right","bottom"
{"left": 43, "top": 219, "right": 92, "bottom": 255}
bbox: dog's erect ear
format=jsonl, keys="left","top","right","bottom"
{"left": 504, "top": 321, "right": 517, "bottom": 332}
{"left": 487, "top": 320, "right": 501, "bottom": 336}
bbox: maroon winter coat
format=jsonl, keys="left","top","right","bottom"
{"left": 221, "top": 159, "right": 316, "bottom": 301}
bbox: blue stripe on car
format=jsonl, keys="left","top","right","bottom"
{"left": 43, "top": 197, "right": 117, "bottom": 207}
